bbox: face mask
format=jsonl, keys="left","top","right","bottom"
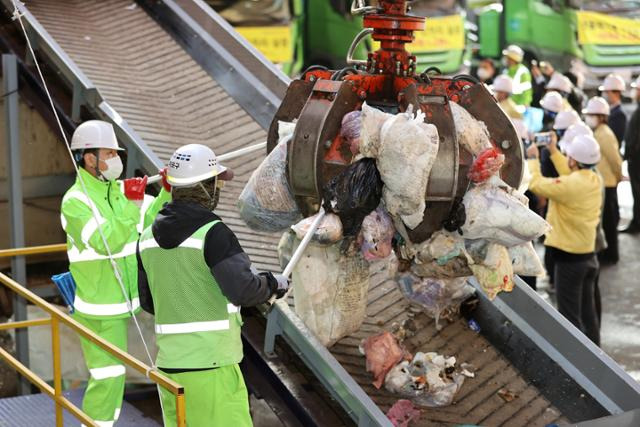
{"left": 477, "top": 67, "right": 492, "bottom": 81}
{"left": 99, "top": 155, "right": 123, "bottom": 181}
{"left": 585, "top": 116, "right": 600, "bottom": 129}
{"left": 556, "top": 129, "right": 566, "bottom": 139}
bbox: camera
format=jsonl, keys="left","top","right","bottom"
{"left": 533, "top": 132, "right": 553, "bottom": 146}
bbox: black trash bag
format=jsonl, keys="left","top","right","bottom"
{"left": 322, "top": 158, "right": 383, "bottom": 236}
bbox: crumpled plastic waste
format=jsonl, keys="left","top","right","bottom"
{"left": 322, "top": 158, "right": 383, "bottom": 236}
{"left": 396, "top": 273, "right": 475, "bottom": 329}
{"left": 360, "top": 331, "right": 412, "bottom": 389}
{"left": 461, "top": 180, "right": 550, "bottom": 247}
{"left": 357, "top": 207, "right": 395, "bottom": 261}
{"left": 468, "top": 243, "right": 514, "bottom": 300}
{"left": 291, "top": 212, "right": 343, "bottom": 245}
{"left": 509, "top": 242, "right": 545, "bottom": 276}
{"left": 340, "top": 110, "right": 362, "bottom": 156}
{"left": 413, "top": 230, "right": 466, "bottom": 265}
{"left": 238, "top": 121, "right": 302, "bottom": 232}
{"left": 384, "top": 352, "right": 466, "bottom": 407}
{"left": 377, "top": 106, "right": 439, "bottom": 229}
{"left": 360, "top": 102, "right": 394, "bottom": 158}
{"left": 411, "top": 257, "right": 473, "bottom": 279}
{"left": 450, "top": 101, "right": 493, "bottom": 156}
{"left": 292, "top": 239, "right": 370, "bottom": 347}
{"left": 386, "top": 399, "right": 421, "bottom": 427}
{"left": 468, "top": 147, "right": 505, "bottom": 183}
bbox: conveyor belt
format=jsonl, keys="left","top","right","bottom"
{"left": 11, "top": 1, "right": 640, "bottom": 426}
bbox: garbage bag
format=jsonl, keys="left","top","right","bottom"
{"left": 322, "top": 158, "right": 383, "bottom": 236}
{"left": 238, "top": 121, "right": 302, "bottom": 232}
{"left": 357, "top": 207, "right": 396, "bottom": 261}
{"left": 292, "top": 239, "right": 370, "bottom": 347}
{"left": 450, "top": 101, "right": 493, "bottom": 156}
{"left": 277, "top": 229, "right": 296, "bottom": 271}
{"left": 340, "top": 110, "right": 362, "bottom": 156}
{"left": 384, "top": 352, "right": 465, "bottom": 407}
{"left": 413, "top": 230, "right": 466, "bottom": 265}
{"left": 360, "top": 102, "right": 394, "bottom": 158}
{"left": 386, "top": 399, "right": 421, "bottom": 427}
{"left": 360, "top": 331, "right": 412, "bottom": 389}
{"left": 461, "top": 181, "right": 550, "bottom": 247}
{"left": 291, "top": 212, "right": 343, "bottom": 245}
{"left": 411, "top": 257, "right": 472, "bottom": 279}
{"left": 468, "top": 147, "right": 505, "bottom": 183}
{"left": 396, "top": 273, "right": 474, "bottom": 328}
{"left": 377, "top": 107, "right": 439, "bottom": 229}
{"left": 509, "top": 242, "right": 545, "bottom": 276}
{"left": 469, "top": 243, "right": 514, "bottom": 300}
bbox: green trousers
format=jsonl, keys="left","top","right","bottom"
{"left": 74, "top": 315, "right": 128, "bottom": 426}
{"left": 159, "top": 364, "right": 252, "bottom": 427}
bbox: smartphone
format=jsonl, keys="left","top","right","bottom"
{"left": 534, "top": 132, "right": 552, "bottom": 145}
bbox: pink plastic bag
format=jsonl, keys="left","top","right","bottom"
{"left": 386, "top": 399, "right": 421, "bottom": 427}
{"left": 357, "top": 207, "right": 395, "bottom": 261}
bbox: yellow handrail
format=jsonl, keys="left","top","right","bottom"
{"left": 0, "top": 269, "right": 186, "bottom": 426}
{"left": 0, "top": 243, "right": 67, "bottom": 258}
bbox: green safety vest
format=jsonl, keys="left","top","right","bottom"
{"left": 60, "top": 167, "right": 170, "bottom": 319}
{"left": 138, "top": 220, "right": 244, "bottom": 369}
{"left": 505, "top": 63, "right": 533, "bottom": 107}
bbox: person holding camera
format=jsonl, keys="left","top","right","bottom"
{"left": 584, "top": 96, "right": 623, "bottom": 265}
{"left": 526, "top": 133, "right": 602, "bottom": 345}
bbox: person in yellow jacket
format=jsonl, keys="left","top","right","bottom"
{"left": 584, "top": 96, "right": 623, "bottom": 264}
{"left": 526, "top": 133, "right": 602, "bottom": 345}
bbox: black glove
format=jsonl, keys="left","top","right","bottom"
{"left": 260, "top": 272, "right": 290, "bottom": 300}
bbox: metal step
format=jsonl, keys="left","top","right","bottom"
{"left": 0, "top": 388, "right": 158, "bottom": 426}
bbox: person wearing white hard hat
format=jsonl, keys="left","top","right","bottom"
{"left": 622, "top": 75, "right": 640, "bottom": 233}
{"left": 599, "top": 73, "right": 627, "bottom": 144}
{"left": 137, "top": 144, "right": 289, "bottom": 426}
{"left": 545, "top": 73, "right": 574, "bottom": 112}
{"left": 501, "top": 44, "right": 532, "bottom": 107}
{"left": 539, "top": 91, "right": 566, "bottom": 131}
{"left": 526, "top": 135, "right": 602, "bottom": 346}
{"left": 492, "top": 74, "right": 524, "bottom": 119}
{"left": 584, "top": 96, "right": 623, "bottom": 264}
{"left": 538, "top": 110, "right": 582, "bottom": 178}
{"left": 558, "top": 122, "right": 593, "bottom": 153}
{"left": 61, "top": 120, "right": 172, "bottom": 425}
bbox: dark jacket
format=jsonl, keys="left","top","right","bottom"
{"left": 137, "top": 199, "right": 276, "bottom": 314}
{"left": 609, "top": 104, "right": 627, "bottom": 145}
{"left": 624, "top": 104, "right": 640, "bottom": 163}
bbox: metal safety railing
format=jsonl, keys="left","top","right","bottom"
{"left": 0, "top": 245, "right": 186, "bottom": 427}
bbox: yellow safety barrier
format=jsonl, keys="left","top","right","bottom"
{"left": 0, "top": 244, "right": 186, "bottom": 427}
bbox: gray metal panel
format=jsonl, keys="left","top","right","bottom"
{"left": 0, "top": 175, "right": 75, "bottom": 200}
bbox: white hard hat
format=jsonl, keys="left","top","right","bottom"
{"left": 70, "top": 120, "right": 123, "bottom": 151}
{"left": 502, "top": 45, "right": 524, "bottom": 63}
{"left": 599, "top": 73, "right": 626, "bottom": 92}
{"left": 545, "top": 73, "right": 573, "bottom": 93}
{"left": 565, "top": 134, "right": 601, "bottom": 165}
{"left": 491, "top": 75, "right": 513, "bottom": 94}
{"left": 582, "top": 96, "right": 610, "bottom": 116}
{"left": 166, "top": 144, "right": 227, "bottom": 187}
{"left": 553, "top": 110, "right": 580, "bottom": 130}
{"left": 559, "top": 122, "right": 593, "bottom": 152}
{"left": 631, "top": 75, "right": 640, "bottom": 89}
{"left": 539, "top": 91, "right": 564, "bottom": 113}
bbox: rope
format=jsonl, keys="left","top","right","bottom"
{"left": 10, "top": 0, "right": 166, "bottom": 416}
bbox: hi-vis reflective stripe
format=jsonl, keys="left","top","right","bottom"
{"left": 227, "top": 304, "right": 239, "bottom": 313}
{"left": 63, "top": 190, "right": 103, "bottom": 218}
{"left": 114, "top": 408, "right": 121, "bottom": 421}
{"left": 512, "top": 66, "right": 531, "bottom": 95}
{"left": 90, "top": 364, "right": 126, "bottom": 380}
{"left": 60, "top": 214, "right": 68, "bottom": 232}
{"left": 138, "top": 237, "right": 203, "bottom": 251}
{"left": 136, "top": 195, "right": 155, "bottom": 234}
{"left": 67, "top": 241, "right": 137, "bottom": 263}
{"left": 74, "top": 295, "right": 140, "bottom": 316}
{"left": 81, "top": 216, "right": 106, "bottom": 245}
{"left": 155, "top": 320, "right": 230, "bottom": 334}
{"left": 93, "top": 420, "right": 114, "bottom": 427}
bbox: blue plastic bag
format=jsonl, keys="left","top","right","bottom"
{"left": 51, "top": 272, "right": 76, "bottom": 313}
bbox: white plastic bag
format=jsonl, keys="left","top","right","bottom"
{"left": 292, "top": 240, "right": 370, "bottom": 347}
{"left": 377, "top": 107, "right": 439, "bottom": 229}
{"left": 357, "top": 207, "right": 395, "bottom": 261}
{"left": 450, "top": 101, "right": 493, "bottom": 156}
{"left": 238, "top": 121, "right": 302, "bottom": 231}
{"left": 461, "top": 182, "right": 550, "bottom": 247}
{"left": 291, "top": 212, "right": 343, "bottom": 245}
{"left": 509, "top": 242, "right": 545, "bottom": 276}
{"left": 360, "top": 102, "right": 393, "bottom": 158}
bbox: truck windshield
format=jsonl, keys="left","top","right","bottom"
{"left": 409, "top": 0, "right": 463, "bottom": 17}
{"left": 206, "top": 0, "right": 290, "bottom": 25}
{"left": 571, "top": 0, "right": 640, "bottom": 15}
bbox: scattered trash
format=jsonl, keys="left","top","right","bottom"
{"left": 460, "top": 363, "right": 476, "bottom": 378}
{"left": 322, "top": 158, "right": 383, "bottom": 236}
{"left": 468, "top": 147, "right": 505, "bottom": 183}
{"left": 358, "top": 207, "right": 395, "bottom": 261}
{"left": 468, "top": 319, "right": 481, "bottom": 333}
{"left": 292, "top": 212, "right": 343, "bottom": 245}
{"left": 509, "top": 242, "right": 545, "bottom": 276}
{"left": 451, "top": 101, "right": 493, "bottom": 156}
{"left": 238, "top": 121, "right": 302, "bottom": 232}
{"left": 340, "top": 110, "right": 362, "bottom": 156}
{"left": 497, "top": 388, "right": 518, "bottom": 402}
{"left": 469, "top": 243, "right": 514, "bottom": 300}
{"left": 411, "top": 256, "right": 473, "bottom": 279}
{"left": 292, "top": 239, "right": 370, "bottom": 347}
{"left": 386, "top": 399, "right": 421, "bottom": 427}
{"left": 360, "top": 331, "right": 412, "bottom": 389}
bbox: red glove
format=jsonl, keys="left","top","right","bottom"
{"left": 159, "top": 168, "right": 171, "bottom": 192}
{"left": 124, "top": 176, "right": 148, "bottom": 201}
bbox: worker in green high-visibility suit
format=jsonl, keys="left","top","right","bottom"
{"left": 137, "top": 144, "right": 289, "bottom": 426}
{"left": 502, "top": 44, "right": 533, "bottom": 108}
{"left": 61, "top": 120, "right": 171, "bottom": 426}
